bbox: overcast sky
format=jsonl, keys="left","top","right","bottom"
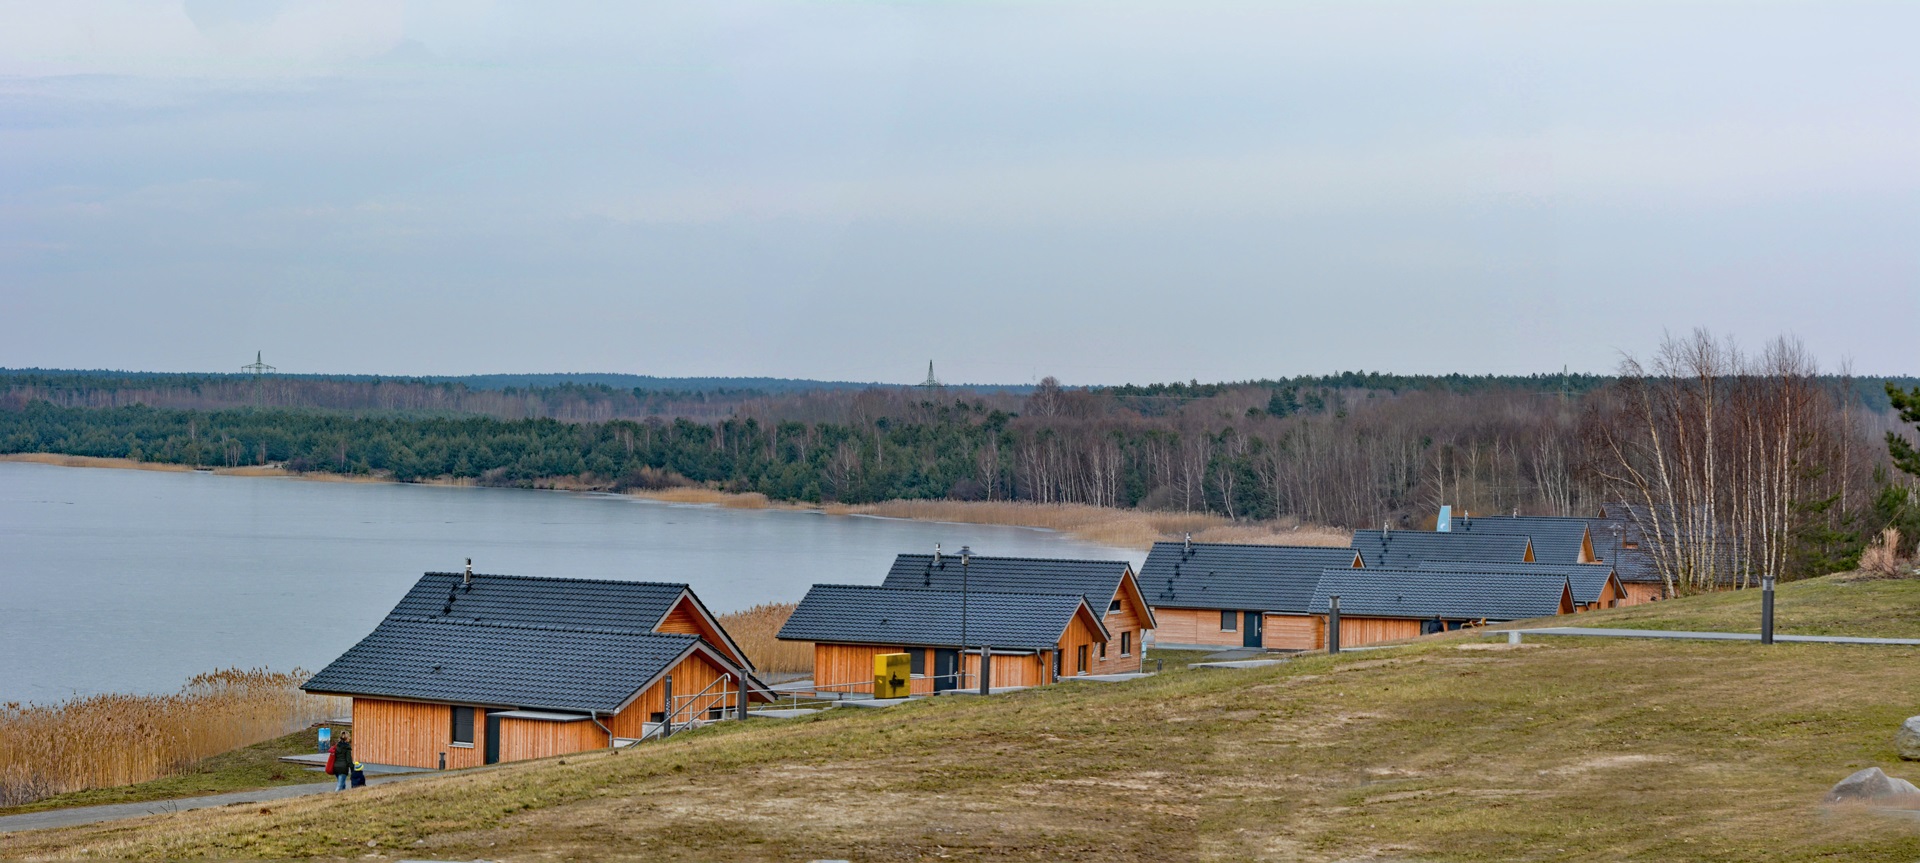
{"left": 2, "top": 1, "right": 1915, "bottom": 384}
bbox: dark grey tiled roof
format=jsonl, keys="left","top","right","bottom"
{"left": 392, "top": 572, "right": 686, "bottom": 632}
{"left": 1310, "top": 567, "right": 1570, "bottom": 621}
{"left": 1139, "top": 543, "right": 1360, "bottom": 612}
{"left": 882, "top": 554, "right": 1134, "bottom": 615}
{"left": 1445, "top": 516, "right": 1592, "bottom": 564}
{"left": 777, "top": 585, "right": 1101, "bottom": 651}
{"left": 1350, "top": 530, "right": 1532, "bottom": 568}
{"left": 1594, "top": 503, "right": 1743, "bottom": 586}
{"left": 1414, "top": 561, "right": 1620, "bottom": 605}
{"left": 303, "top": 617, "right": 701, "bottom": 713}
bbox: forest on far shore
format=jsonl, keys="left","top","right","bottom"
{"left": 4, "top": 344, "right": 1918, "bottom": 584}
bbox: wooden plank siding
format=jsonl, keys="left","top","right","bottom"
{"left": 1088, "top": 581, "right": 1147, "bottom": 675}
{"left": 1262, "top": 613, "right": 1324, "bottom": 650}
{"left": 608, "top": 651, "right": 738, "bottom": 738}
{"left": 1620, "top": 582, "right": 1665, "bottom": 605}
{"left": 495, "top": 718, "right": 604, "bottom": 763}
{"left": 655, "top": 595, "right": 748, "bottom": 666}
{"left": 1149, "top": 607, "right": 1245, "bottom": 648}
{"left": 1058, "top": 612, "right": 1103, "bottom": 677}
{"left": 1337, "top": 617, "right": 1425, "bottom": 647}
{"left": 351, "top": 698, "right": 484, "bottom": 770}
{"left": 963, "top": 652, "right": 1050, "bottom": 688}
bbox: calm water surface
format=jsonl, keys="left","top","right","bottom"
{"left": 0, "top": 461, "right": 1138, "bottom": 703}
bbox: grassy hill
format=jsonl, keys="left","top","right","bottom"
{"left": 6, "top": 576, "right": 1920, "bottom": 861}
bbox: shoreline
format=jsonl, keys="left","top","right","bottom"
{"left": 0, "top": 453, "right": 1349, "bottom": 551}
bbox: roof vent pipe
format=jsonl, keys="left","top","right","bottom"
{"left": 1183, "top": 532, "right": 1191, "bottom": 556}
{"left": 933, "top": 543, "right": 942, "bottom": 566}
{"left": 463, "top": 558, "right": 473, "bottom": 587}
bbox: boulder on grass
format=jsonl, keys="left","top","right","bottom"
{"left": 1896, "top": 716, "right": 1920, "bottom": 761}
{"left": 1827, "top": 767, "right": 1920, "bottom": 803}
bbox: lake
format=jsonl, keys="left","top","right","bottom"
{"left": 0, "top": 461, "right": 1139, "bottom": 703}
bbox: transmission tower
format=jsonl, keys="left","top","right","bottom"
{"left": 241, "top": 351, "right": 276, "bottom": 376}
{"left": 921, "top": 360, "right": 941, "bottom": 389}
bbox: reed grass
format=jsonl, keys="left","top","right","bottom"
{"left": 630, "top": 487, "right": 774, "bottom": 509}
{"left": 0, "top": 668, "right": 345, "bottom": 808}
{"left": 832, "top": 499, "right": 1350, "bottom": 550}
{"left": 718, "top": 603, "right": 811, "bottom": 674}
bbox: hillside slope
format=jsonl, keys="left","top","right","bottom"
{"left": 6, "top": 577, "right": 1920, "bottom": 862}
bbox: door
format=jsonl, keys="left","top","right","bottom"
{"left": 1243, "top": 611, "right": 1263, "bottom": 648}
{"left": 483, "top": 712, "right": 501, "bottom": 765}
{"left": 933, "top": 649, "right": 959, "bottom": 693}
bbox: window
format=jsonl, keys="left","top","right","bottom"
{"left": 1077, "top": 644, "right": 1089, "bottom": 674}
{"left": 909, "top": 649, "right": 926, "bottom": 676}
{"left": 450, "top": 706, "right": 475, "bottom": 747}
{"left": 1108, "top": 599, "right": 1121, "bottom": 613}
{"left": 1099, "top": 640, "right": 1107, "bottom": 658}
{"left": 1121, "top": 631, "right": 1132, "bottom": 656}
{"left": 1221, "top": 610, "right": 1237, "bottom": 631}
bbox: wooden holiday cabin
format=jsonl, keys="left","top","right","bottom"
{"left": 303, "top": 570, "right": 769, "bottom": 769}
{"left": 1139, "top": 542, "right": 1363, "bottom": 651}
{"left": 776, "top": 584, "right": 1110, "bottom": 695}
{"left": 1350, "top": 529, "right": 1535, "bottom": 568}
{"left": 1302, "top": 567, "right": 1576, "bottom": 648}
{"left": 1414, "top": 561, "right": 1628, "bottom": 611}
{"left": 881, "top": 551, "right": 1154, "bottom": 674}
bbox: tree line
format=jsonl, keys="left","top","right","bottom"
{"left": 3, "top": 360, "right": 1915, "bottom": 581}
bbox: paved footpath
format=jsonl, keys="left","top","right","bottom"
{"left": 1496, "top": 626, "right": 1920, "bottom": 646}
{"left": 0, "top": 774, "right": 422, "bottom": 834}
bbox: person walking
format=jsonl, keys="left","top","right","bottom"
{"left": 328, "top": 732, "right": 354, "bottom": 791}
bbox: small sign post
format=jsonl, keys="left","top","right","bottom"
{"left": 1761, "top": 576, "right": 1776, "bottom": 645}
{"left": 1328, "top": 595, "right": 1342, "bottom": 655}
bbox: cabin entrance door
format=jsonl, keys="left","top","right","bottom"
{"left": 483, "top": 712, "right": 501, "bottom": 765}
{"left": 1242, "top": 612, "right": 1263, "bottom": 648}
{"left": 933, "top": 649, "right": 960, "bottom": 693}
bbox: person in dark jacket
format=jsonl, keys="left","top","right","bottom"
{"left": 329, "top": 733, "right": 354, "bottom": 791}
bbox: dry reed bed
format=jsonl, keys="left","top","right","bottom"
{"left": 832, "top": 499, "right": 1351, "bottom": 550}
{"left": 0, "top": 669, "right": 343, "bottom": 808}
{"left": 718, "top": 602, "right": 810, "bottom": 674}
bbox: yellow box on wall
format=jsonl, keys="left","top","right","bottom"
{"left": 873, "top": 652, "right": 911, "bottom": 699}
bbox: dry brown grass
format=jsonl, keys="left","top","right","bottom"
{"left": 0, "top": 669, "right": 344, "bottom": 808}
{"left": 718, "top": 603, "right": 811, "bottom": 674}
{"left": 629, "top": 487, "right": 775, "bottom": 509}
{"left": 0, "top": 454, "right": 191, "bottom": 472}
{"left": 1860, "top": 527, "right": 1908, "bottom": 577}
{"left": 831, "top": 499, "right": 1349, "bottom": 550}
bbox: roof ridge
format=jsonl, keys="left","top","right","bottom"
{"left": 894, "top": 554, "right": 1130, "bottom": 567}
{"left": 1149, "top": 541, "right": 1354, "bottom": 550}
{"left": 386, "top": 615, "right": 703, "bottom": 639}
{"left": 421, "top": 572, "right": 690, "bottom": 589}
{"left": 812, "top": 583, "right": 1090, "bottom": 600}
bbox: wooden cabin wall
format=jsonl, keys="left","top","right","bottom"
{"left": 1090, "top": 585, "right": 1146, "bottom": 674}
{"left": 1262, "top": 614, "right": 1324, "bottom": 650}
{"left": 657, "top": 597, "right": 748, "bottom": 666}
{"left": 1620, "top": 583, "right": 1663, "bottom": 605}
{"left": 812, "top": 643, "right": 885, "bottom": 696}
{"left": 495, "top": 718, "right": 604, "bottom": 763}
{"left": 1339, "top": 617, "right": 1424, "bottom": 647}
{"left": 963, "top": 652, "right": 1048, "bottom": 688}
{"left": 352, "top": 698, "right": 483, "bottom": 770}
{"left": 1148, "top": 607, "right": 1245, "bottom": 647}
{"left": 609, "top": 652, "right": 736, "bottom": 738}
{"left": 1058, "top": 613, "right": 1103, "bottom": 676}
